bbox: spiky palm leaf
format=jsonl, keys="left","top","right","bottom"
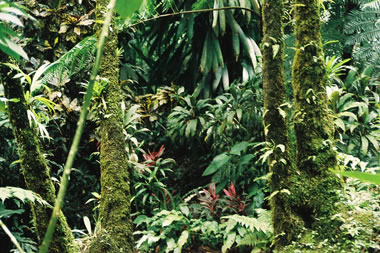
{"left": 121, "top": 0, "right": 262, "bottom": 97}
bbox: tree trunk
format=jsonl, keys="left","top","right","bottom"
{"left": 291, "top": 0, "right": 342, "bottom": 242}
{"left": 261, "top": 0, "right": 303, "bottom": 248}
{"left": 1, "top": 65, "right": 77, "bottom": 253}
{"left": 88, "top": 0, "right": 134, "bottom": 252}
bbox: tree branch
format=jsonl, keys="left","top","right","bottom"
{"left": 128, "top": 6, "right": 256, "bottom": 29}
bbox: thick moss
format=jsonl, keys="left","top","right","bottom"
{"left": 87, "top": 0, "right": 134, "bottom": 252}
{"left": 289, "top": 0, "right": 343, "bottom": 248}
{"left": 1, "top": 65, "right": 77, "bottom": 253}
{"left": 262, "top": 0, "right": 303, "bottom": 248}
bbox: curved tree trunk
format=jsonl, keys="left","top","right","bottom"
{"left": 88, "top": 0, "right": 134, "bottom": 252}
{"left": 291, "top": 0, "right": 342, "bottom": 242}
{"left": 2, "top": 65, "right": 77, "bottom": 253}
{"left": 261, "top": 0, "right": 302, "bottom": 248}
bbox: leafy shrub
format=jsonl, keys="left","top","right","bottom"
{"left": 133, "top": 203, "right": 273, "bottom": 253}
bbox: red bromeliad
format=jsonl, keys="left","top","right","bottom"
{"left": 143, "top": 145, "right": 165, "bottom": 166}
{"left": 223, "top": 182, "right": 246, "bottom": 213}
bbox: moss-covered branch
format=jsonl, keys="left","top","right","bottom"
{"left": 87, "top": 0, "right": 134, "bottom": 251}
{"left": 1, "top": 64, "right": 76, "bottom": 253}
{"left": 290, "top": 0, "right": 342, "bottom": 243}
{"left": 261, "top": 0, "right": 302, "bottom": 248}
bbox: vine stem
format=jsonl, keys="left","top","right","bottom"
{"left": 128, "top": 6, "right": 255, "bottom": 28}
{"left": 38, "top": 0, "right": 117, "bottom": 252}
{"left": 0, "top": 219, "right": 26, "bottom": 253}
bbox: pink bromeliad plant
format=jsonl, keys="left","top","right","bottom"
{"left": 142, "top": 144, "right": 165, "bottom": 166}
{"left": 223, "top": 182, "right": 246, "bottom": 213}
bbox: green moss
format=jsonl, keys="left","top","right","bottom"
{"left": 1, "top": 65, "right": 77, "bottom": 253}
{"left": 87, "top": 0, "right": 134, "bottom": 252}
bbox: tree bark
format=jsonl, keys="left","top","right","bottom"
{"left": 261, "top": 0, "right": 303, "bottom": 248}
{"left": 87, "top": 0, "right": 134, "bottom": 252}
{"left": 1, "top": 65, "right": 77, "bottom": 253}
{"left": 291, "top": 0, "right": 342, "bottom": 242}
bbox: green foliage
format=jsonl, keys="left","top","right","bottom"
{"left": 2, "top": 62, "right": 56, "bottom": 139}
{"left": 327, "top": 63, "right": 379, "bottom": 164}
{"left": 0, "top": 187, "right": 50, "bottom": 209}
{"left": 167, "top": 79, "right": 263, "bottom": 152}
{"left": 134, "top": 208, "right": 193, "bottom": 252}
{"left": 344, "top": 0, "right": 380, "bottom": 72}
{"left": 220, "top": 209, "right": 273, "bottom": 252}
{"left": 120, "top": 0, "right": 262, "bottom": 96}
{"left": 131, "top": 155, "right": 176, "bottom": 213}
{"left": 116, "top": 0, "right": 144, "bottom": 20}
{"left": 134, "top": 203, "right": 273, "bottom": 253}
{"left": 0, "top": 0, "right": 31, "bottom": 61}
{"left": 202, "top": 141, "right": 256, "bottom": 192}
{"left": 333, "top": 170, "right": 380, "bottom": 185}
{"left": 41, "top": 36, "right": 97, "bottom": 87}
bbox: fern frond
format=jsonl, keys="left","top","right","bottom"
{"left": 42, "top": 35, "right": 97, "bottom": 85}
{"left": 0, "top": 186, "right": 51, "bottom": 207}
{"left": 237, "top": 233, "right": 256, "bottom": 247}
{"left": 363, "top": 0, "right": 380, "bottom": 10}
{"left": 222, "top": 213, "right": 272, "bottom": 233}
{"left": 346, "top": 27, "right": 380, "bottom": 44}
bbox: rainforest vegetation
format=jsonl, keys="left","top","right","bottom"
{"left": 0, "top": 0, "right": 379, "bottom": 252}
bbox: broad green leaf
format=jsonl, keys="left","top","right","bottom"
{"left": 272, "top": 44, "right": 279, "bottom": 59}
{"left": 0, "top": 37, "right": 28, "bottom": 60}
{"left": 334, "top": 118, "right": 345, "bottom": 131}
{"left": 202, "top": 153, "right": 231, "bottom": 176}
{"left": 166, "top": 238, "right": 176, "bottom": 252}
{"left": 176, "top": 230, "right": 189, "bottom": 251}
{"left": 0, "top": 13, "right": 23, "bottom": 26}
{"left": 30, "top": 63, "right": 51, "bottom": 94}
{"left": 361, "top": 136, "right": 369, "bottom": 156}
{"left": 162, "top": 213, "right": 182, "bottom": 227}
{"left": 179, "top": 204, "right": 190, "bottom": 217}
{"left": 333, "top": 171, "right": 380, "bottom": 185}
{"left": 366, "top": 135, "right": 379, "bottom": 152}
{"left": 240, "top": 154, "right": 254, "bottom": 165}
{"left": 83, "top": 216, "right": 92, "bottom": 235}
{"left": 116, "top": 0, "right": 144, "bottom": 20}
{"left": 230, "top": 141, "right": 248, "bottom": 155}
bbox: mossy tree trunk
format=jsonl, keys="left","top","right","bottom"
{"left": 88, "top": 0, "right": 134, "bottom": 252}
{"left": 290, "top": 0, "right": 342, "bottom": 243}
{"left": 261, "top": 0, "right": 303, "bottom": 248}
{"left": 1, "top": 65, "right": 77, "bottom": 253}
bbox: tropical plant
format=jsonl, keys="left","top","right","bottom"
{"left": 344, "top": 0, "right": 380, "bottom": 72}
{"left": 327, "top": 65, "right": 379, "bottom": 164}
{"left": 133, "top": 203, "right": 273, "bottom": 253}
{"left": 134, "top": 208, "right": 192, "bottom": 253}
{"left": 131, "top": 155, "right": 176, "bottom": 213}
{"left": 0, "top": 0, "right": 31, "bottom": 61}
{"left": 220, "top": 210, "right": 273, "bottom": 252}
{"left": 120, "top": 0, "right": 262, "bottom": 96}
{"left": 0, "top": 187, "right": 50, "bottom": 253}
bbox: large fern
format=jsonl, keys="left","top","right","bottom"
{"left": 41, "top": 35, "right": 97, "bottom": 86}
{"left": 344, "top": 0, "right": 380, "bottom": 68}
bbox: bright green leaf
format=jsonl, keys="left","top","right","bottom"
{"left": 202, "top": 153, "right": 231, "bottom": 176}
{"left": 115, "top": 0, "right": 144, "bottom": 20}
{"left": 333, "top": 170, "right": 380, "bottom": 185}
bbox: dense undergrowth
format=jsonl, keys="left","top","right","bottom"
{"left": 0, "top": 0, "right": 379, "bottom": 252}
